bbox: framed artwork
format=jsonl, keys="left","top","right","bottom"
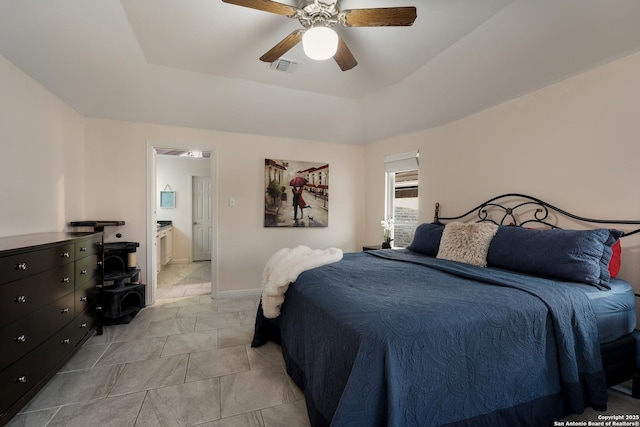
{"left": 160, "top": 191, "right": 176, "bottom": 209}
{"left": 264, "top": 159, "right": 329, "bottom": 227}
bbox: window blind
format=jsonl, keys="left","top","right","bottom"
{"left": 384, "top": 150, "right": 419, "bottom": 173}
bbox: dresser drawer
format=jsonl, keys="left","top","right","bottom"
{"left": 0, "top": 322, "right": 76, "bottom": 415}
{"left": 70, "top": 308, "right": 98, "bottom": 346}
{"left": 0, "top": 243, "right": 74, "bottom": 285}
{"left": 75, "top": 280, "right": 99, "bottom": 317}
{"left": 0, "top": 292, "right": 74, "bottom": 368}
{"left": 0, "top": 263, "right": 75, "bottom": 327}
{"left": 75, "top": 254, "right": 101, "bottom": 288}
{"left": 74, "top": 236, "right": 103, "bottom": 260}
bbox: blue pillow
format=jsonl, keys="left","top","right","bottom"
{"left": 408, "top": 223, "right": 444, "bottom": 256}
{"left": 486, "top": 226, "right": 623, "bottom": 288}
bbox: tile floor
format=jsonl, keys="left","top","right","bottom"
{"left": 5, "top": 261, "right": 638, "bottom": 426}
{"left": 6, "top": 262, "right": 311, "bottom": 427}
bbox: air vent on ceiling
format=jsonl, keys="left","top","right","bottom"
{"left": 268, "top": 58, "right": 298, "bottom": 73}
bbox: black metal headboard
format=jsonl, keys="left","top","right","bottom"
{"left": 434, "top": 193, "right": 640, "bottom": 237}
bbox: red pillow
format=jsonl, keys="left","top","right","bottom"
{"left": 608, "top": 239, "right": 621, "bottom": 278}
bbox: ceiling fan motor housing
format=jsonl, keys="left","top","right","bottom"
{"left": 297, "top": 1, "right": 340, "bottom": 29}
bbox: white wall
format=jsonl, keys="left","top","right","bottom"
{"left": 156, "top": 155, "right": 211, "bottom": 263}
{"left": 83, "top": 119, "right": 366, "bottom": 295}
{"left": 365, "top": 51, "right": 640, "bottom": 296}
{"left": 0, "top": 54, "right": 85, "bottom": 237}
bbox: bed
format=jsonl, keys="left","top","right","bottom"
{"left": 252, "top": 193, "right": 640, "bottom": 427}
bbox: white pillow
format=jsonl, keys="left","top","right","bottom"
{"left": 436, "top": 222, "right": 498, "bottom": 267}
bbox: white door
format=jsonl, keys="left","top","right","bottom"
{"left": 192, "top": 175, "right": 212, "bottom": 261}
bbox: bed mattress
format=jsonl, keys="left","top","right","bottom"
{"left": 255, "top": 265, "right": 638, "bottom": 347}
{"left": 579, "top": 278, "right": 637, "bottom": 344}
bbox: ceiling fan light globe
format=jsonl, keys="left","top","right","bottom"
{"left": 302, "top": 27, "right": 338, "bottom": 60}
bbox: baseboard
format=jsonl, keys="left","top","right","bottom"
{"left": 215, "top": 288, "right": 261, "bottom": 299}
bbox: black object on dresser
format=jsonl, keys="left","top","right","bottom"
{"left": 97, "top": 241, "right": 145, "bottom": 333}
{"left": 68, "top": 222, "right": 145, "bottom": 331}
{"left": 0, "top": 232, "right": 103, "bottom": 426}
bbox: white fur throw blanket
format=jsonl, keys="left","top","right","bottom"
{"left": 261, "top": 245, "right": 343, "bottom": 318}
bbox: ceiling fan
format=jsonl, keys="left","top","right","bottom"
{"left": 221, "top": 0, "right": 417, "bottom": 71}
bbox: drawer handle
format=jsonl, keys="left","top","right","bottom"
{"left": 15, "top": 376, "right": 27, "bottom": 384}
{"left": 80, "top": 247, "right": 87, "bottom": 252}
{"left": 61, "top": 252, "right": 70, "bottom": 258}
{"left": 96, "top": 261, "right": 103, "bottom": 266}
{"left": 15, "top": 335, "right": 26, "bottom": 343}
{"left": 15, "top": 295, "right": 27, "bottom": 303}
{"left": 15, "top": 262, "right": 27, "bottom": 271}
{"left": 60, "top": 308, "right": 70, "bottom": 314}
{"left": 80, "top": 323, "right": 87, "bottom": 328}
{"left": 61, "top": 339, "right": 71, "bottom": 344}
{"left": 80, "top": 296, "right": 88, "bottom": 302}
{"left": 80, "top": 270, "right": 88, "bottom": 275}
{"left": 61, "top": 277, "right": 70, "bottom": 283}
{"left": 95, "top": 306, "right": 103, "bottom": 311}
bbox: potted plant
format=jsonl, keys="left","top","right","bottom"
{"left": 381, "top": 218, "right": 394, "bottom": 248}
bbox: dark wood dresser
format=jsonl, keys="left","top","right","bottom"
{"left": 0, "top": 232, "right": 103, "bottom": 425}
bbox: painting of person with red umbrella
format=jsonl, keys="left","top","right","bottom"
{"left": 264, "top": 159, "right": 329, "bottom": 227}
{"left": 290, "top": 176, "right": 308, "bottom": 222}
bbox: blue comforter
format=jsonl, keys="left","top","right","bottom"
{"left": 276, "top": 250, "right": 607, "bottom": 427}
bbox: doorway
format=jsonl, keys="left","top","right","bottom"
{"left": 146, "top": 144, "right": 217, "bottom": 305}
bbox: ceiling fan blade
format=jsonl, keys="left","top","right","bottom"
{"left": 333, "top": 36, "right": 357, "bottom": 71}
{"left": 221, "top": 0, "right": 298, "bottom": 17}
{"left": 259, "top": 29, "right": 304, "bottom": 63}
{"left": 341, "top": 7, "right": 417, "bottom": 27}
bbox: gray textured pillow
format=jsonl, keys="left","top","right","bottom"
{"left": 436, "top": 222, "right": 499, "bottom": 267}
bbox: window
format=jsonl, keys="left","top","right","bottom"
{"left": 385, "top": 151, "right": 419, "bottom": 248}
